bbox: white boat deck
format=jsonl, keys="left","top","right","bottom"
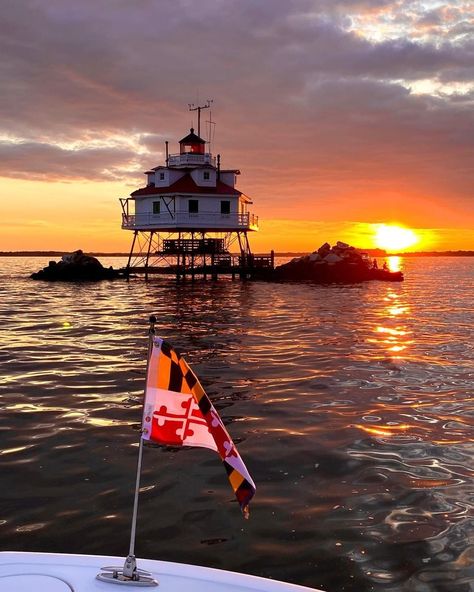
{"left": 0, "top": 552, "right": 323, "bottom": 592}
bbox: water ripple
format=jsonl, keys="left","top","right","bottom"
{"left": 0, "top": 256, "right": 473, "bottom": 591}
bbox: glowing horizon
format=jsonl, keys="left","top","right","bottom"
{"left": 0, "top": 174, "right": 471, "bottom": 254}
{"left": 1, "top": 1, "right": 473, "bottom": 253}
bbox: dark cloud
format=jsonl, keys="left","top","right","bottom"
{"left": 1, "top": 0, "right": 471, "bottom": 135}
{"left": 0, "top": 141, "right": 140, "bottom": 181}
{"left": 0, "top": 0, "right": 473, "bottom": 223}
{"left": 450, "top": 21, "right": 474, "bottom": 39}
{"left": 416, "top": 9, "right": 443, "bottom": 27}
{"left": 138, "top": 134, "right": 168, "bottom": 154}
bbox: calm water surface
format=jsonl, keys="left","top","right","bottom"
{"left": 0, "top": 256, "right": 473, "bottom": 592}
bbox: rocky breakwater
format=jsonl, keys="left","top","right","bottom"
{"left": 31, "top": 250, "right": 123, "bottom": 281}
{"left": 274, "top": 242, "right": 403, "bottom": 283}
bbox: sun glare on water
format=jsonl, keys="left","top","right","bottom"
{"left": 374, "top": 224, "right": 419, "bottom": 252}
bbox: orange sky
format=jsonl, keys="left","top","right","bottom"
{"left": 1, "top": 1, "right": 473, "bottom": 253}
{"left": 1, "top": 176, "right": 471, "bottom": 253}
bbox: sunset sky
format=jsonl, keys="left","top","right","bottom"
{"left": 1, "top": 0, "right": 473, "bottom": 252}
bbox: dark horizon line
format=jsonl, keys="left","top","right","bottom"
{"left": 1, "top": 249, "right": 473, "bottom": 257}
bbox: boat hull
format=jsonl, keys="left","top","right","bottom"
{"left": 0, "top": 552, "right": 323, "bottom": 592}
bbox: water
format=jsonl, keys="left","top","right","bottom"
{"left": 0, "top": 256, "right": 473, "bottom": 592}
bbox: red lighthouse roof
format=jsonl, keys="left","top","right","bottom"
{"left": 179, "top": 128, "right": 205, "bottom": 145}
{"left": 131, "top": 174, "right": 244, "bottom": 198}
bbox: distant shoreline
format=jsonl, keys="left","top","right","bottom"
{"left": 1, "top": 250, "right": 473, "bottom": 257}
{"left": 274, "top": 251, "right": 474, "bottom": 257}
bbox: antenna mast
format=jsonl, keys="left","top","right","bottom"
{"left": 206, "top": 109, "right": 216, "bottom": 154}
{"left": 188, "top": 99, "right": 213, "bottom": 137}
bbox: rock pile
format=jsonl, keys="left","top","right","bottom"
{"left": 306, "top": 241, "right": 366, "bottom": 265}
{"left": 274, "top": 241, "right": 403, "bottom": 283}
{"left": 31, "top": 250, "right": 122, "bottom": 281}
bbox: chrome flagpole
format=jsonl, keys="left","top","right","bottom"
{"left": 97, "top": 315, "right": 158, "bottom": 587}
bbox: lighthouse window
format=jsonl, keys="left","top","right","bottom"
{"left": 220, "top": 200, "right": 230, "bottom": 215}
{"left": 188, "top": 199, "right": 199, "bottom": 214}
{"left": 153, "top": 201, "right": 161, "bottom": 214}
{"left": 203, "top": 171, "right": 210, "bottom": 180}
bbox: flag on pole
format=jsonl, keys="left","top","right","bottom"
{"left": 142, "top": 336, "right": 256, "bottom": 518}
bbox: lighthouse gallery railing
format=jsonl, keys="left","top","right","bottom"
{"left": 122, "top": 212, "right": 259, "bottom": 230}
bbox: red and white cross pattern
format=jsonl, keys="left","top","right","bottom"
{"left": 142, "top": 387, "right": 218, "bottom": 451}
{"left": 142, "top": 383, "right": 255, "bottom": 510}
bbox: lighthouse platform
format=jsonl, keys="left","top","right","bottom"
{"left": 123, "top": 251, "right": 275, "bottom": 280}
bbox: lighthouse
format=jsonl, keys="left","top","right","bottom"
{"left": 120, "top": 121, "right": 263, "bottom": 279}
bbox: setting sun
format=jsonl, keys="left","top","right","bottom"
{"left": 374, "top": 224, "right": 419, "bottom": 252}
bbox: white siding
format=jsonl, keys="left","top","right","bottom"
{"left": 219, "top": 172, "right": 235, "bottom": 187}
{"left": 135, "top": 194, "right": 239, "bottom": 217}
{"left": 124, "top": 192, "right": 257, "bottom": 231}
{"left": 135, "top": 196, "right": 172, "bottom": 216}
{"left": 190, "top": 169, "right": 216, "bottom": 187}
{"left": 175, "top": 195, "right": 238, "bottom": 214}
{"left": 154, "top": 169, "right": 185, "bottom": 188}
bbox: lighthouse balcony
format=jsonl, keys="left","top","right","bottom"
{"left": 168, "top": 153, "right": 216, "bottom": 167}
{"left": 122, "top": 211, "right": 259, "bottom": 231}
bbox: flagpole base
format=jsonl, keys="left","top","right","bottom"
{"left": 97, "top": 555, "right": 158, "bottom": 587}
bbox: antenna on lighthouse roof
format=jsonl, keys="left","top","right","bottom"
{"left": 206, "top": 109, "right": 216, "bottom": 154}
{"left": 188, "top": 99, "right": 213, "bottom": 138}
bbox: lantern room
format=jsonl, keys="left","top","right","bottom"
{"left": 179, "top": 128, "right": 205, "bottom": 155}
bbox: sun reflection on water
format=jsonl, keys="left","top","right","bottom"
{"left": 354, "top": 423, "right": 413, "bottom": 437}
{"left": 375, "top": 327, "right": 407, "bottom": 337}
{"left": 387, "top": 256, "right": 401, "bottom": 272}
{"left": 368, "top": 287, "right": 413, "bottom": 361}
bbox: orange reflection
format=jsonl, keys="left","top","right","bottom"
{"left": 371, "top": 325, "right": 412, "bottom": 355}
{"left": 355, "top": 424, "right": 412, "bottom": 437}
{"left": 387, "top": 305, "right": 409, "bottom": 316}
{"left": 375, "top": 326, "right": 407, "bottom": 336}
{"left": 372, "top": 288, "right": 412, "bottom": 359}
{"left": 0, "top": 445, "right": 35, "bottom": 456}
{"left": 387, "top": 256, "right": 401, "bottom": 272}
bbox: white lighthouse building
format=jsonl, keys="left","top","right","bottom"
{"left": 120, "top": 126, "right": 263, "bottom": 278}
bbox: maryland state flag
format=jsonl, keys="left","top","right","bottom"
{"left": 142, "top": 337, "right": 256, "bottom": 518}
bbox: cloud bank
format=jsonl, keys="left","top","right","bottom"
{"left": 1, "top": 0, "right": 473, "bottom": 231}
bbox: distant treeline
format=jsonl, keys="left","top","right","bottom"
{"left": 391, "top": 251, "right": 474, "bottom": 257}
{"left": 0, "top": 251, "right": 129, "bottom": 257}
{"left": 257, "top": 250, "right": 474, "bottom": 257}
